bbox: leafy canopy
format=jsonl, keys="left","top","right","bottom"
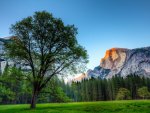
{"left": 116, "top": 88, "right": 131, "bottom": 100}
{"left": 138, "top": 86, "right": 150, "bottom": 99}
{"left": 5, "top": 11, "right": 88, "bottom": 108}
{"left": 6, "top": 11, "right": 88, "bottom": 89}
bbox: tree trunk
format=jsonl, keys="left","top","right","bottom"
{"left": 30, "top": 90, "right": 38, "bottom": 109}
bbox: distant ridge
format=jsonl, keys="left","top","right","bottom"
{"left": 73, "top": 47, "right": 150, "bottom": 81}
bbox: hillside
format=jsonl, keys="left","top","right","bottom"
{"left": 75, "top": 47, "right": 150, "bottom": 81}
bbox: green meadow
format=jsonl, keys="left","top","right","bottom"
{"left": 0, "top": 100, "right": 150, "bottom": 113}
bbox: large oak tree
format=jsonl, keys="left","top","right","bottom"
{"left": 5, "top": 11, "right": 88, "bottom": 108}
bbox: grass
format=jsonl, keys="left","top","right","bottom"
{"left": 0, "top": 100, "right": 150, "bottom": 113}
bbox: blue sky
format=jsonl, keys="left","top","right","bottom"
{"left": 1, "top": 0, "right": 150, "bottom": 69}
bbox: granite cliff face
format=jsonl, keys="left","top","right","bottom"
{"left": 76, "top": 47, "right": 150, "bottom": 81}
{"left": 100, "top": 48, "right": 128, "bottom": 70}
{"left": 118, "top": 47, "right": 150, "bottom": 78}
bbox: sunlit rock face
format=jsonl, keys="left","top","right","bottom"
{"left": 100, "top": 48, "right": 128, "bottom": 70}
{"left": 72, "top": 73, "right": 88, "bottom": 82}
{"left": 73, "top": 47, "right": 150, "bottom": 81}
{"left": 88, "top": 47, "right": 150, "bottom": 79}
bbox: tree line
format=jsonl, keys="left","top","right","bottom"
{"left": 0, "top": 66, "right": 71, "bottom": 104}
{"left": 67, "top": 75, "right": 150, "bottom": 101}
{"left": 0, "top": 66, "right": 150, "bottom": 104}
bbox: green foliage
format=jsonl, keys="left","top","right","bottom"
{"left": 116, "top": 88, "right": 131, "bottom": 100}
{"left": 50, "top": 87, "right": 71, "bottom": 102}
{"left": 5, "top": 11, "right": 88, "bottom": 108}
{"left": 0, "top": 84, "right": 15, "bottom": 102}
{"left": 138, "top": 86, "right": 150, "bottom": 99}
{"left": 70, "top": 75, "right": 150, "bottom": 101}
{"left": 0, "top": 66, "right": 71, "bottom": 104}
{"left": 38, "top": 77, "right": 71, "bottom": 103}
{"left": 0, "top": 66, "right": 32, "bottom": 104}
{"left": 48, "top": 78, "right": 71, "bottom": 102}
{"left": 1, "top": 66, "right": 150, "bottom": 105}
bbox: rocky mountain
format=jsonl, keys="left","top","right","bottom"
{"left": 72, "top": 73, "right": 87, "bottom": 82}
{"left": 74, "top": 47, "right": 150, "bottom": 81}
